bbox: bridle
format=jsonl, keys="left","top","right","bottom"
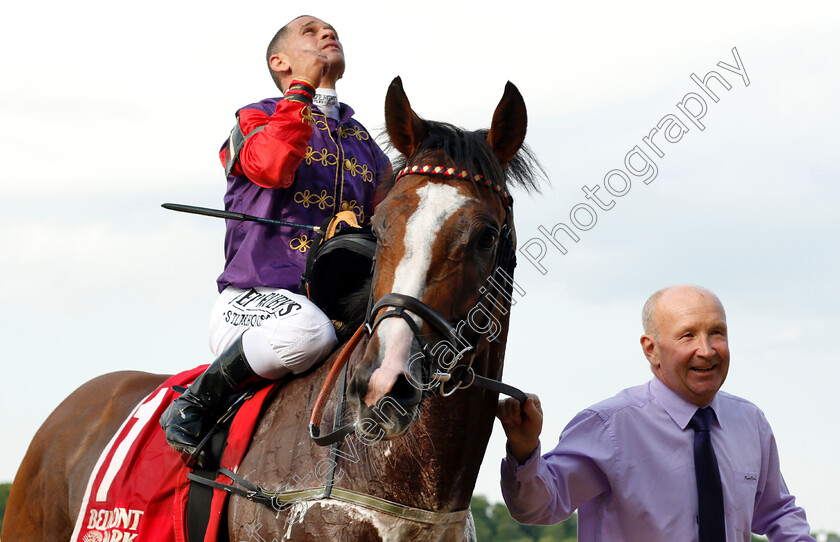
{"left": 308, "top": 163, "right": 527, "bottom": 447}
{"left": 363, "top": 164, "right": 520, "bottom": 397}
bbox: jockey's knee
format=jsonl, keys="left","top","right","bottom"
{"left": 281, "top": 319, "right": 338, "bottom": 373}
{"left": 242, "top": 316, "right": 337, "bottom": 380}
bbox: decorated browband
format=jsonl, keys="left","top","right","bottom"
{"left": 395, "top": 165, "right": 513, "bottom": 208}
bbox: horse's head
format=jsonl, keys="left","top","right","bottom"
{"left": 347, "top": 77, "right": 537, "bottom": 439}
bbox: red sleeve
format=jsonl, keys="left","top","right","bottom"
{"left": 218, "top": 100, "right": 315, "bottom": 189}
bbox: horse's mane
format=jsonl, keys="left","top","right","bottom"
{"left": 342, "top": 119, "right": 545, "bottom": 339}
{"left": 331, "top": 276, "right": 371, "bottom": 343}
{"left": 375, "top": 119, "right": 546, "bottom": 205}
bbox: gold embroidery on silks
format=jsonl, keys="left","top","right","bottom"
{"left": 304, "top": 146, "right": 339, "bottom": 168}
{"left": 339, "top": 125, "right": 370, "bottom": 141}
{"left": 300, "top": 106, "right": 314, "bottom": 125}
{"left": 298, "top": 113, "right": 371, "bottom": 222}
{"left": 290, "top": 235, "right": 313, "bottom": 253}
{"left": 294, "top": 189, "right": 335, "bottom": 210}
{"left": 339, "top": 200, "right": 365, "bottom": 223}
{"left": 312, "top": 115, "right": 330, "bottom": 131}
{"left": 342, "top": 157, "right": 374, "bottom": 183}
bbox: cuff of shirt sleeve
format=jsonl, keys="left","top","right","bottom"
{"left": 503, "top": 441, "right": 542, "bottom": 478}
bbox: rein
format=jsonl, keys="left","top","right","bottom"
{"left": 308, "top": 325, "right": 365, "bottom": 446}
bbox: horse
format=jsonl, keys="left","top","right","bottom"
{"left": 1, "top": 76, "right": 541, "bottom": 542}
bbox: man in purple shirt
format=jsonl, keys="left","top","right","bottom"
{"left": 497, "top": 285, "right": 814, "bottom": 541}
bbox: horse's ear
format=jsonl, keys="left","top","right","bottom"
{"left": 487, "top": 82, "right": 528, "bottom": 166}
{"left": 385, "top": 76, "right": 426, "bottom": 158}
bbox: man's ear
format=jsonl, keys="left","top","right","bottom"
{"left": 269, "top": 53, "right": 291, "bottom": 77}
{"left": 640, "top": 335, "right": 658, "bottom": 367}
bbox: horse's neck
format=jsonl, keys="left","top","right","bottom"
{"left": 340, "top": 342, "right": 505, "bottom": 512}
{"left": 240, "top": 325, "right": 506, "bottom": 515}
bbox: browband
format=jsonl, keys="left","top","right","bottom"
{"left": 395, "top": 165, "right": 512, "bottom": 208}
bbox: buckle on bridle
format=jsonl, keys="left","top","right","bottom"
{"left": 439, "top": 365, "right": 476, "bottom": 397}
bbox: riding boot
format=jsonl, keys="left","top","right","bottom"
{"left": 159, "top": 335, "right": 263, "bottom": 465}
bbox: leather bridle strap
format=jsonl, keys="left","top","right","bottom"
{"left": 366, "top": 293, "right": 528, "bottom": 405}
{"left": 309, "top": 325, "right": 365, "bottom": 446}
{"left": 472, "top": 374, "right": 527, "bottom": 404}
{"left": 365, "top": 293, "right": 474, "bottom": 361}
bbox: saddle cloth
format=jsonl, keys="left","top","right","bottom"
{"left": 70, "top": 366, "right": 274, "bottom": 542}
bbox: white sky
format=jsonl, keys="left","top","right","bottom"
{"left": 1, "top": 0, "right": 838, "bottom": 535}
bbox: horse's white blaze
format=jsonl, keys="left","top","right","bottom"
{"left": 364, "top": 183, "right": 470, "bottom": 406}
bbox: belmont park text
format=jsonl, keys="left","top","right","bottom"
{"left": 519, "top": 46, "right": 750, "bottom": 274}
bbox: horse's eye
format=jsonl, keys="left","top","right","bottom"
{"left": 477, "top": 228, "right": 498, "bottom": 251}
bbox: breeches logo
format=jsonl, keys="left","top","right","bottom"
{"left": 225, "top": 288, "right": 302, "bottom": 327}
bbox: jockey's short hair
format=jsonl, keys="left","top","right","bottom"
{"left": 266, "top": 15, "right": 313, "bottom": 91}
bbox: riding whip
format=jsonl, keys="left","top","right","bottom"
{"left": 161, "top": 203, "right": 320, "bottom": 231}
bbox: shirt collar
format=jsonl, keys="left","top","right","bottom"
{"left": 310, "top": 102, "right": 355, "bottom": 126}
{"left": 649, "top": 377, "right": 722, "bottom": 430}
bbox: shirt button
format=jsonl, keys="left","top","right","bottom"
{"left": 340, "top": 201, "right": 349, "bottom": 211}
{"left": 343, "top": 159, "right": 353, "bottom": 171}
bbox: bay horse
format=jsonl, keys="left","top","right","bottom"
{"left": 1, "top": 77, "right": 541, "bottom": 541}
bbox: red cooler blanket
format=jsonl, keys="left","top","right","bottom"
{"left": 70, "top": 367, "right": 273, "bottom": 542}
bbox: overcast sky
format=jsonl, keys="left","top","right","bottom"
{"left": 1, "top": 0, "right": 838, "bottom": 535}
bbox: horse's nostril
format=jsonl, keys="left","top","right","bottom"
{"left": 389, "top": 375, "right": 421, "bottom": 407}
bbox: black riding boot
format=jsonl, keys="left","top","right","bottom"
{"left": 160, "top": 335, "right": 262, "bottom": 465}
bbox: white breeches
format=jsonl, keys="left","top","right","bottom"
{"left": 209, "top": 286, "right": 337, "bottom": 379}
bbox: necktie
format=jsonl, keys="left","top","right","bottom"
{"left": 689, "top": 407, "right": 726, "bottom": 542}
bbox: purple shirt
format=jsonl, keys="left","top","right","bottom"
{"left": 501, "top": 377, "right": 814, "bottom": 541}
{"left": 217, "top": 98, "right": 390, "bottom": 293}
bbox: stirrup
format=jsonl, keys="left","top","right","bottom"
{"left": 180, "top": 389, "right": 254, "bottom": 468}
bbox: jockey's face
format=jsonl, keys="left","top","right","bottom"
{"left": 280, "top": 16, "right": 345, "bottom": 85}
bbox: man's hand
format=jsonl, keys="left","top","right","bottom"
{"left": 290, "top": 48, "right": 330, "bottom": 88}
{"left": 496, "top": 394, "right": 543, "bottom": 464}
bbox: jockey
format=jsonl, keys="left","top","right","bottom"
{"left": 160, "top": 15, "right": 390, "bottom": 465}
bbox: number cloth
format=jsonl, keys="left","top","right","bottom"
{"left": 70, "top": 367, "right": 275, "bottom": 542}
